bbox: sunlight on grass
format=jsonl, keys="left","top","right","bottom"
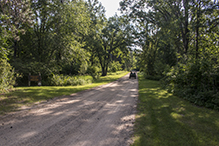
{"left": 171, "top": 112, "right": 183, "bottom": 119}
{"left": 132, "top": 74, "right": 219, "bottom": 146}
{"left": 135, "top": 113, "right": 146, "bottom": 119}
{"left": 160, "top": 104, "right": 169, "bottom": 108}
{"left": 0, "top": 71, "right": 128, "bottom": 114}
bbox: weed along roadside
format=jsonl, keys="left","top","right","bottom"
{"left": 0, "top": 71, "right": 128, "bottom": 115}
{"left": 132, "top": 74, "right": 219, "bottom": 146}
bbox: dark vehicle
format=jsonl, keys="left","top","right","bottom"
{"left": 129, "top": 71, "right": 136, "bottom": 79}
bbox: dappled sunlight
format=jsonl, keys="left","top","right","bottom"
{"left": 133, "top": 135, "right": 141, "bottom": 144}
{"left": 59, "top": 99, "right": 80, "bottom": 105}
{"left": 130, "top": 94, "right": 137, "bottom": 98}
{"left": 0, "top": 72, "right": 135, "bottom": 146}
{"left": 135, "top": 75, "right": 219, "bottom": 145}
{"left": 186, "top": 111, "right": 195, "bottom": 117}
{"left": 121, "top": 114, "right": 135, "bottom": 120}
{"left": 112, "top": 124, "right": 123, "bottom": 135}
{"left": 130, "top": 88, "right": 138, "bottom": 92}
{"left": 172, "top": 106, "right": 186, "bottom": 113}
{"left": 0, "top": 72, "right": 128, "bottom": 115}
{"left": 171, "top": 112, "right": 183, "bottom": 119}
{"left": 123, "top": 80, "right": 130, "bottom": 84}
{"left": 160, "top": 103, "right": 169, "bottom": 108}
{"left": 135, "top": 113, "right": 147, "bottom": 119}
{"left": 20, "top": 131, "right": 37, "bottom": 139}
{"left": 116, "top": 100, "right": 124, "bottom": 103}
{"left": 52, "top": 111, "right": 65, "bottom": 116}
{"left": 198, "top": 112, "right": 210, "bottom": 118}
{"left": 32, "top": 109, "right": 53, "bottom": 116}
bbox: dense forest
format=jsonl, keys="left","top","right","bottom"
{"left": 1, "top": 0, "right": 219, "bottom": 109}
{"left": 120, "top": 0, "right": 219, "bottom": 109}
{"left": 0, "top": 0, "right": 136, "bottom": 88}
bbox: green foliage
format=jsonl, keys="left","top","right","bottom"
{"left": 94, "top": 15, "right": 133, "bottom": 76}
{"left": 121, "top": 0, "right": 218, "bottom": 111}
{"left": 135, "top": 74, "right": 219, "bottom": 145}
{"left": 49, "top": 74, "right": 92, "bottom": 86}
{"left": 161, "top": 58, "right": 219, "bottom": 110}
{"left": 78, "top": 62, "right": 89, "bottom": 75}
{"left": 109, "top": 61, "right": 122, "bottom": 72}
{"left": 12, "top": 60, "right": 59, "bottom": 86}
{"left": 5, "top": 0, "right": 92, "bottom": 86}
{"left": 154, "top": 60, "right": 170, "bottom": 77}
{"left": 1, "top": 0, "right": 134, "bottom": 88}
{"left": 0, "top": 0, "right": 34, "bottom": 41}
{"left": 141, "top": 43, "right": 174, "bottom": 80}
{"left": 87, "top": 65, "right": 101, "bottom": 79}
{"left": 0, "top": 59, "right": 16, "bottom": 93}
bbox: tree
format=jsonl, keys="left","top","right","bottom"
{"left": 97, "top": 16, "right": 133, "bottom": 76}
{"left": 0, "top": 0, "right": 34, "bottom": 59}
{"left": 2, "top": 0, "right": 92, "bottom": 85}
{"left": 19, "top": 0, "right": 90, "bottom": 69}
{"left": 84, "top": 0, "right": 106, "bottom": 70}
{"left": 120, "top": 0, "right": 219, "bottom": 109}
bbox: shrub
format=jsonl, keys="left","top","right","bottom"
{"left": 0, "top": 59, "right": 16, "bottom": 93}
{"left": 142, "top": 59, "right": 170, "bottom": 81}
{"left": 87, "top": 66, "right": 101, "bottom": 79}
{"left": 49, "top": 74, "right": 92, "bottom": 86}
{"left": 161, "top": 59, "right": 219, "bottom": 110}
{"left": 109, "top": 61, "right": 122, "bottom": 72}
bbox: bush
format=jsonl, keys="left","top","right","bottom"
{"left": 142, "top": 59, "right": 170, "bottom": 81}
{"left": 161, "top": 59, "right": 219, "bottom": 110}
{"left": 109, "top": 61, "right": 122, "bottom": 72}
{"left": 87, "top": 66, "right": 101, "bottom": 79}
{"left": 12, "top": 60, "right": 60, "bottom": 86}
{"left": 0, "top": 59, "right": 16, "bottom": 92}
{"left": 49, "top": 74, "right": 92, "bottom": 86}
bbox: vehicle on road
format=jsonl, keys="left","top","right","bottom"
{"left": 129, "top": 71, "right": 136, "bottom": 79}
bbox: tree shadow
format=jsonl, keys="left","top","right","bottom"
{"left": 0, "top": 77, "right": 138, "bottom": 145}
{"left": 134, "top": 79, "right": 219, "bottom": 146}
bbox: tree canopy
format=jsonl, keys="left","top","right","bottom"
{"left": 120, "top": 0, "right": 219, "bottom": 109}
{"left": 1, "top": 0, "right": 218, "bottom": 110}
{"left": 0, "top": 0, "right": 136, "bottom": 90}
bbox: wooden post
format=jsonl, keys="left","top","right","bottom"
{"left": 38, "top": 72, "right": 42, "bottom": 86}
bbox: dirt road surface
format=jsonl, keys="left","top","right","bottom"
{"left": 0, "top": 74, "right": 138, "bottom": 146}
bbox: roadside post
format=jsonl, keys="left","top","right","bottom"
{"left": 28, "top": 73, "right": 42, "bottom": 86}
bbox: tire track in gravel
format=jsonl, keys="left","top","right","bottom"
{"left": 0, "top": 73, "right": 138, "bottom": 146}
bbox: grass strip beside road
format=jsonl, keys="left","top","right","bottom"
{"left": 133, "top": 74, "right": 219, "bottom": 146}
{"left": 0, "top": 71, "right": 128, "bottom": 115}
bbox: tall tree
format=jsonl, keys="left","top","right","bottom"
{"left": 84, "top": 0, "right": 106, "bottom": 67}
{"left": 0, "top": 0, "right": 34, "bottom": 60}
{"left": 11, "top": 0, "right": 91, "bottom": 78}
{"left": 97, "top": 16, "right": 133, "bottom": 76}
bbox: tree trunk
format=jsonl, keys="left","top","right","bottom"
{"left": 14, "top": 40, "right": 17, "bottom": 60}
{"left": 196, "top": 1, "right": 200, "bottom": 59}
{"left": 183, "top": 0, "right": 189, "bottom": 56}
{"left": 101, "top": 66, "right": 107, "bottom": 76}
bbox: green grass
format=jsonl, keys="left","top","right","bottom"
{"left": 0, "top": 71, "right": 128, "bottom": 114}
{"left": 133, "top": 73, "right": 219, "bottom": 146}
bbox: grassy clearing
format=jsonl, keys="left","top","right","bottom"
{"left": 0, "top": 71, "right": 128, "bottom": 114}
{"left": 133, "top": 73, "right": 219, "bottom": 146}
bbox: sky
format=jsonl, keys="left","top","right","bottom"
{"left": 98, "top": 0, "right": 122, "bottom": 18}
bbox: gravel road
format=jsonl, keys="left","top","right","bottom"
{"left": 0, "top": 74, "right": 138, "bottom": 146}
